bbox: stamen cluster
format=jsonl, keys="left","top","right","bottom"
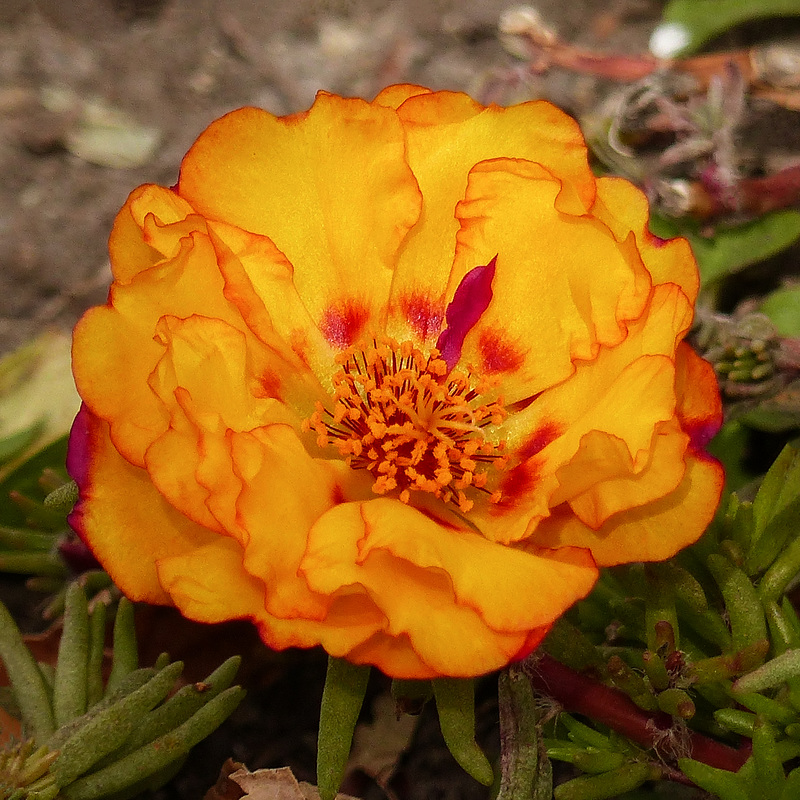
{"left": 304, "top": 338, "right": 507, "bottom": 512}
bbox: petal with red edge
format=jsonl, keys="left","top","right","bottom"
{"left": 532, "top": 452, "right": 724, "bottom": 565}
{"left": 591, "top": 176, "right": 699, "bottom": 303}
{"left": 300, "top": 500, "right": 597, "bottom": 677}
{"left": 178, "top": 96, "right": 422, "bottom": 345}
{"left": 208, "top": 220, "right": 335, "bottom": 393}
{"left": 232, "top": 424, "right": 368, "bottom": 620}
{"left": 74, "top": 230, "right": 250, "bottom": 467}
{"left": 108, "top": 185, "right": 198, "bottom": 284}
{"left": 157, "top": 537, "right": 266, "bottom": 623}
{"left": 675, "top": 342, "right": 723, "bottom": 451}
{"left": 451, "top": 159, "right": 652, "bottom": 401}
{"left": 67, "top": 409, "right": 219, "bottom": 604}
{"left": 552, "top": 419, "right": 689, "bottom": 529}
{"left": 386, "top": 93, "right": 594, "bottom": 343}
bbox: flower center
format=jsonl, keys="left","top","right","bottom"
{"left": 303, "top": 338, "right": 508, "bottom": 512}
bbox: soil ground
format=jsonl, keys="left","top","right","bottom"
{"left": 0, "top": 0, "right": 664, "bottom": 356}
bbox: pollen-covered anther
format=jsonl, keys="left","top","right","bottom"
{"left": 306, "top": 337, "right": 507, "bottom": 511}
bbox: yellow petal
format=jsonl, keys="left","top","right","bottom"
{"left": 591, "top": 176, "right": 699, "bottom": 302}
{"left": 532, "top": 451, "right": 724, "bottom": 565}
{"left": 157, "top": 537, "right": 266, "bottom": 623}
{"left": 68, "top": 409, "right": 219, "bottom": 604}
{"left": 108, "top": 185, "right": 198, "bottom": 284}
{"left": 232, "top": 424, "right": 361, "bottom": 621}
{"left": 471, "top": 283, "right": 693, "bottom": 544}
{"left": 208, "top": 220, "right": 336, "bottom": 394}
{"left": 373, "top": 84, "right": 432, "bottom": 108}
{"left": 73, "top": 229, "right": 249, "bottom": 467}
{"left": 300, "top": 499, "right": 597, "bottom": 677}
{"left": 178, "top": 95, "right": 422, "bottom": 347}
{"left": 450, "top": 158, "right": 652, "bottom": 400}
{"left": 553, "top": 419, "right": 689, "bottom": 529}
{"left": 387, "top": 92, "right": 595, "bottom": 343}
{"left": 675, "top": 342, "right": 724, "bottom": 451}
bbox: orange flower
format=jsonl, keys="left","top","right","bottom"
{"left": 68, "top": 86, "right": 723, "bottom": 679}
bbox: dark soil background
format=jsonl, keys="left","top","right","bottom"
{"left": 2, "top": 1, "right": 794, "bottom": 799}
{"left": 0, "top": 0, "right": 664, "bottom": 357}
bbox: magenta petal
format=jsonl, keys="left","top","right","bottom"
{"left": 66, "top": 404, "right": 91, "bottom": 489}
{"left": 436, "top": 256, "right": 497, "bottom": 369}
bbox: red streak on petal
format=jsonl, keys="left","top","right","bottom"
{"left": 256, "top": 369, "right": 283, "bottom": 401}
{"left": 331, "top": 483, "right": 345, "bottom": 505}
{"left": 495, "top": 462, "right": 540, "bottom": 513}
{"left": 320, "top": 301, "right": 370, "bottom": 349}
{"left": 517, "top": 422, "right": 561, "bottom": 462}
{"left": 399, "top": 292, "right": 444, "bottom": 340}
{"left": 479, "top": 328, "right": 525, "bottom": 374}
{"left": 415, "top": 506, "right": 461, "bottom": 531}
{"left": 290, "top": 329, "right": 311, "bottom": 369}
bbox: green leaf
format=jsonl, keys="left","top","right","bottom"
{"left": 432, "top": 677, "right": 494, "bottom": 786}
{"left": 746, "top": 444, "right": 800, "bottom": 574}
{"left": 690, "top": 212, "right": 800, "bottom": 286}
{"left": 760, "top": 287, "right": 800, "bottom": 337}
{"left": 317, "top": 656, "right": 370, "bottom": 800}
{"left": 650, "top": 211, "right": 800, "bottom": 286}
{"left": 707, "top": 420, "right": 756, "bottom": 495}
{"left": 0, "top": 436, "right": 69, "bottom": 529}
{"left": 53, "top": 584, "right": 90, "bottom": 726}
{"left": 678, "top": 758, "right": 749, "bottom": 800}
{"left": 0, "top": 597, "right": 55, "bottom": 742}
{"left": 661, "top": 0, "right": 800, "bottom": 56}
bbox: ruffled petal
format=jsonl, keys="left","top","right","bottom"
{"left": 178, "top": 95, "right": 422, "bottom": 347}
{"left": 143, "top": 314, "right": 300, "bottom": 532}
{"left": 73, "top": 216, "right": 250, "bottom": 467}
{"left": 531, "top": 451, "right": 724, "bottom": 565}
{"left": 108, "top": 185, "right": 198, "bottom": 283}
{"left": 470, "top": 283, "right": 694, "bottom": 544}
{"left": 208, "top": 220, "right": 336, "bottom": 394}
{"left": 231, "top": 424, "right": 367, "bottom": 620}
{"left": 67, "top": 408, "right": 219, "bottom": 604}
{"left": 300, "top": 499, "right": 597, "bottom": 677}
{"left": 386, "top": 92, "right": 594, "bottom": 343}
{"left": 450, "top": 158, "right": 652, "bottom": 401}
{"left": 591, "top": 176, "right": 699, "bottom": 302}
{"left": 157, "top": 537, "right": 266, "bottom": 623}
{"left": 675, "top": 342, "right": 724, "bottom": 451}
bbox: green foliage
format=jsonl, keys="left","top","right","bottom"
{"left": 761, "top": 288, "right": 800, "bottom": 337}
{"left": 650, "top": 211, "right": 800, "bottom": 287}
{"left": 660, "top": 0, "right": 800, "bottom": 56}
{"left": 0, "top": 586, "right": 243, "bottom": 800}
{"left": 317, "top": 657, "right": 371, "bottom": 800}
{"left": 535, "top": 441, "right": 800, "bottom": 799}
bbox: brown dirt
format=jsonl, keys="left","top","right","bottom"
{"left": 0, "top": 0, "right": 663, "bottom": 356}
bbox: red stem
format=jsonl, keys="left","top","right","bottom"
{"left": 527, "top": 654, "right": 750, "bottom": 776}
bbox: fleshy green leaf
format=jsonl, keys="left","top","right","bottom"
{"left": 317, "top": 657, "right": 370, "bottom": 800}
{"left": 660, "top": 0, "right": 800, "bottom": 56}
{"left": 760, "top": 287, "right": 800, "bottom": 337}
{"left": 432, "top": 677, "right": 494, "bottom": 786}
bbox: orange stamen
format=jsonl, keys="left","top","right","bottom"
{"left": 305, "top": 337, "right": 507, "bottom": 510}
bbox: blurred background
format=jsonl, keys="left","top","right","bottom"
{"left": 0, "top": 0, "right": 666, "bottom": 355}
